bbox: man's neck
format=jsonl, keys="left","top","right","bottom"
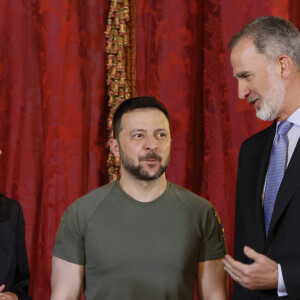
{"left": 119, "top": 173, "right": 168, "bottom": 202}
{"left": 277, "top": 75, "right": 300, "bottom": 120}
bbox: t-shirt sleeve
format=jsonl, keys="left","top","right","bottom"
{"left": 52, "top": 203, "right": 85, "bottom": 265}
{"left": 198, "top": 206, "right": 227, "bottom": 262}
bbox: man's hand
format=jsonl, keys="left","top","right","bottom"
{"left": 222, "top": 246, "right": 278, "bottom": 290}
{"left": 0, "top": 284, "right": 18, "bottom": 300}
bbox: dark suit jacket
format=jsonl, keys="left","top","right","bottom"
{"left": 233, "top": 122, "right": 300, "bottom": 300}
{"left": 0, "top": 195, "right": 31, "bottom": 300}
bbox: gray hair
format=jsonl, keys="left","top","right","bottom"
{"left": 229, "top": 16, "right": 300, "bottom": 71}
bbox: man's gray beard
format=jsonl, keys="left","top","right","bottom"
{"left": 119, "top": 149, "right": 170, "bottom": 181}
{"left": 255, "top": 65, "right": 285, "bottom": 121}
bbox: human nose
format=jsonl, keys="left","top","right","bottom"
{"left": 144, "top": 135, "right": 158, "bottom": 151}
{"left": 238, "top": 81, "right": 250, "bottom": 100}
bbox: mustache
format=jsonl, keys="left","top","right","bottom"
{"left": 139, "top": 153, "right": 162, "bottom": 162}
{"left": 246, "top": 96, "right": 260, "bottom": 104}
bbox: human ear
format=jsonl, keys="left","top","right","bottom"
{"left": 277, "top": 55, "right": 291, "bottom": 77}
{"left": 109, "top": 138, "right": 120, "bottom": 158}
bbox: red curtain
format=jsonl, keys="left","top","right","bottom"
{"left": 0, "top": 0, "right": 297, "bottom": 299}
{"left": 0, "top": 0, "right": 109, "bottom": 295}
{"left": 135, "top": 0, "right": 288, "bottom": 296}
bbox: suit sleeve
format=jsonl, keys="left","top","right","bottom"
{"left": 233, "top": 142, "right": 254, "bottom": 294}
{"left": 281, "top": 261, "right": 300, "bottom": 298}
{"left": 234, "top": 142, "right": 249, "bottom": 262}
{"left": 11, "top": 204, "right": 32, "bottom": 300}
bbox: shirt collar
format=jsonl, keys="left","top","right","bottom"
{"left": 287, "top": 107, "right": 300, "bottom": 127}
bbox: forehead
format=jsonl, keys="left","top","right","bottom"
{"left": 120, "top": 108, "right": 170, "bottom": 131}
{"left": 230, "top": 38, "right": 270, "bottom": 74}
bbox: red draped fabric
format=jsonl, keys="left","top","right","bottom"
{"left": 0, "top": 0, "right": 297, "bottom": 299}
{"left": 0, "top": 0, "right": 109, "bottom": 296}
{"left": 135, "top": 1, "right": 288, "bottom": 296}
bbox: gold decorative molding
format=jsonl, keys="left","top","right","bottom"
{"left": 105, "top": 0, "right": 136, "bottom": 181}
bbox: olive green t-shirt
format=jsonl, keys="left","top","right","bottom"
{"left": 53, "top": 181, "right": 227, "bottom": 300}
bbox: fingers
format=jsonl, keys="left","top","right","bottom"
{"left": 223, "top": 248, "right": 260, "bottom": 277}
{"left": 222, "top": 255, "right": 244, "bottom": 282}
{"left": 224, "top": 265, "right": 241, "bottom": 282}
{"left": 223, "top": 254, "right": 245, "bottom": 272}
{"left": 223, "top": 248, "right": 279, "bottom": 290}
{"left": 243, "top": 246, "right": 261, "bottom": 261}
{"left": 0, "top": 285, "right": 4, "bottom": 292}
{"left": 224, "top": 267, "right": 241, "bottom": 283}
{"left": 0, "top": 292, "right": 17, "bottom": 300}
{"left": 222, "top": 255, "right": 249, "bottom": 289}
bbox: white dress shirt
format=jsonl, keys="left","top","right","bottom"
{"left": 274, "top": 108, "right": 300, "bottom": 296}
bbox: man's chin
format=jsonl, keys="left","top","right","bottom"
{"left": 256, "top": 110, "right": 276, "bottom": 121}
{"left": 138, "top": 170, "right": 163, "bottom": 181}
{"left": 120, "top": 158, "right": 168, "bottom": 181}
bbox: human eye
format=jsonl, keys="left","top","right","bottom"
{"left": 156, "top": 132, "right": 167, "bottom": 139}
{"left": 132, "top": 132, "right": 144, "bottom": 140}
{"left": 241, "top": 73, "right": 252, "bottom": 81}
{"left": 236, "top": 72, "right": 252, "bottom": 82}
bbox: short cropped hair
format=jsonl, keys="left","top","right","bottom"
{"left": 229, "top": 16, "right": 300, "bottom": 70}
{"left": 112, "top": 96, "right": 170, "bottom": 139}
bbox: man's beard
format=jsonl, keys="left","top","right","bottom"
{"left": 248, "top": 65, "right": 286, "bottom": 121}
{"left": 119, "top": 148, "right": 170, "bottom": 181}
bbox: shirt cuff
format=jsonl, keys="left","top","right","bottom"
{"left": 277, "top": 264, "right": 288, "bottom": 297}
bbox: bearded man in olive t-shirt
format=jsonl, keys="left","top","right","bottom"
{"left": 50, "top": 96, "right": 228, "bottom": 300}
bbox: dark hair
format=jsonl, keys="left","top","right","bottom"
{"left": 229, "top": 16, "right": 300, "bottom": 70}
{"left": 113, "top": 96, "right": 170, "bottom": 139}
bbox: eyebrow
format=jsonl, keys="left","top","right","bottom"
{"left": 129, "top": 128, "right": 168, "bottom": 134}
{"left": 154, "top": 128, "right": 168, "bottom": 132}
{"left": 130, "top": 129, "right": 146, "bottom": 134}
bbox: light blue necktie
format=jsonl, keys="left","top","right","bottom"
{"left": 264, "top": 120, "right": 294, "bottom": 235}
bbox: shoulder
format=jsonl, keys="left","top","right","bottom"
{"left": 169, "top": 182, "right": 213, "bottom": 213}
{"left": 72, "top": 181, "right": 116, "bottom": 206}
{"left": 64, "top": 181, "right": 117, "bottom": 221}
{"left": 0, "top": 195, "right": 22, "bottom": 222}
{"left": 168, "top": 183, "right": 225, "bottom": 250}
{"left": 55, "top": 181, "right": 118, "bottom": 241}
{"left": 0, "top": 195, "right": 21, "bottom": 209}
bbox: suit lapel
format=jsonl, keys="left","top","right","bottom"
{"left": 253, "top": 124, "right": 276, "bottom": 250}
{"left": 266, "top": 137, "right": 300, "bottom": 246}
